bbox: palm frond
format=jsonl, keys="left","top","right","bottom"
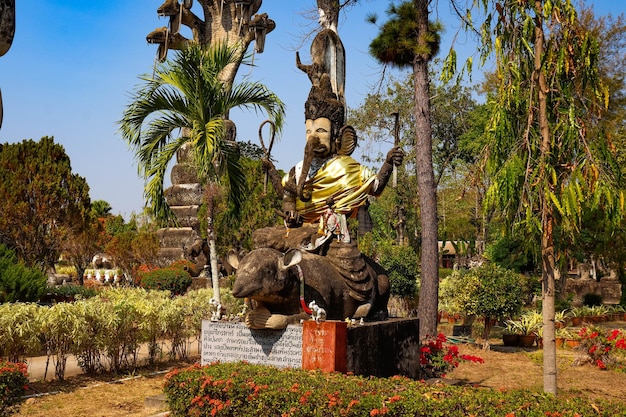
{"left": 118, "top": 41, "right": 285, "bottom": 222}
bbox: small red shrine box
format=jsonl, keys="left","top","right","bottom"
{"left": 302, "top": 320, "right": 347, "bottom": 373}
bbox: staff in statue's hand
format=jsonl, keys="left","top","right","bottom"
{"left": 258, "top": 119, "right": 275, "bottom": 194}
{"left": 391, "top": 111, "right": 400, "bottom": 188}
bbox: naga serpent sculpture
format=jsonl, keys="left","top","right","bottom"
{"left": 0, "top": 0, "right": 15, "bottom": 129}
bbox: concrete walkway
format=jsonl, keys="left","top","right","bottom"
{"left": 25, "top": 341, "right": 201, "bottom": 382}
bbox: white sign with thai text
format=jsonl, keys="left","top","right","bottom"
{"left": 201, "top": 321, "right": 303, "bottom": 368}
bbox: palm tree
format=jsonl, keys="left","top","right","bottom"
{"left": 91, "top": 200, "right": 112, "bottom": 218}
{"left": 368, "top": 0, "right": 442, "bottom": 338}
{"left": 119, "top": 42, "right": 285, "bottom": 303}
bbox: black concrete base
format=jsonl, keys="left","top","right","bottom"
{"left": 346, "top": 318, "right": 420, "bottom": 379}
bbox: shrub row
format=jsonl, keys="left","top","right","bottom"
{"left": 0, "top": 287, "right": 243, "bottom": 380}
{"left": 0, "top": 361, "right": 28, "bottom": 416}
{"left": 0, "top": 244, "right": 47, "bottom": 303}
{"left": 139, "top": 264, "right": 193, "bottom": 295}
{"left": 164, "top": 362, "right": 626, "bottom": 417}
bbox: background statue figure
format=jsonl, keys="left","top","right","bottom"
{"left": 0, "top": 0, "right": 15, "bottom": 129}
{"left": 317, "top": 0, "right": 339, "bottom": 33}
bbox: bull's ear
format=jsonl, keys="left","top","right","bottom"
{"left": 227, "top": 249, "right": 240, "bottom": 270}
{"left": 279, "top": 249, "right": 302, "bottom": 271}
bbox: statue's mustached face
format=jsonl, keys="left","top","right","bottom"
{"left": 305, "top": 117, "right": 332, "bottom": 157}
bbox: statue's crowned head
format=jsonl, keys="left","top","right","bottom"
{"left": 304, "top": 73, "right": 345, "bottom": 139}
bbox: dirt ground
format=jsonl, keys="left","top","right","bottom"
{"left": 449, "top": 342, "right": 626, "bottom": 403}
{"left": 14, "top": 336, "right": 626, "bottom": 416}
{"left": 16, "top": 362, "right": 184, "bottom": 417}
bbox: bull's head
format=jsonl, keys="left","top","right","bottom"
{"left": 231, "top": 248, "right": 302, "bottom": 301}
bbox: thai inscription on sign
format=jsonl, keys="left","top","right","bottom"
{"left": 201, "top": 321, "right": 303, "bottom": 368}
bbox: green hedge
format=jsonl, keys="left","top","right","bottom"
{"left": 0, "top": 244, "right": 47, "bottom": 303}
{"left": 0, "top": 287, "right": 239, "bottom": 379}
{"left": 0, "top": 361, "right": 29, "bottom": 416}
{"left": 139, "top": 266, "right": 192, "bottom": 295}
{"left": 42, "top": 284, "right": 98, "bottom": 303}
{"left": 164, "top": 362, "right": 626, "bottom": 417}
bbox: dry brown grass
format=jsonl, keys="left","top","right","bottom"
{"left": 17, "top": 374, "right": 166, "bottom": 417}
{"left": 16, "top": 360, "right": 196, "bottom": 417}
{"left": 13, "top": 337, "right": 626, "bottom": 416}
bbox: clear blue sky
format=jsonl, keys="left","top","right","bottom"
{"left": 0, "top": 1, "right": 620, "bottom": 219}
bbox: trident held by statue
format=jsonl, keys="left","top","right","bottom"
{"left": 258, "top": 119, "right": 276, "bottom": 194}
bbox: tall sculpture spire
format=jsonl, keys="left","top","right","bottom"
{"left": 296, "top": 1, "right": 345, "bottom": 118}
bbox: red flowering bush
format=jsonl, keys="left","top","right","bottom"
{"left": 0, "top": 361, "right": 29, "bottom": 415}
{"left": 132, "top": 263, "right": 159, "bottom": 286}
{"left": 419, "top": 333, "right": 484, "bottom": 379}
{"left": 574, "top": 326, "right": 626, "bottom": 370}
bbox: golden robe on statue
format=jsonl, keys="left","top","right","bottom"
{"left": 288, "top": 155, "right": 377, "bottom": 224}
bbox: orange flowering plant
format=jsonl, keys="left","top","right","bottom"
{"left": 0, "top": 361, "right": 29, "bottom": 415}
{"left": 163, "top": 361, "right": 626, "bottom": 416}
{"left": 419, "top": 333, "right": 484, "bottom": 379}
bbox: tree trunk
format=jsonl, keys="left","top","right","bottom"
{"left": 208, "top": 235, "right": 220, "bottom": 302}
{"left": 206, "top": 212, "right": 221, "bottom": 306}
{"left": 203, "top": 181, "right": 222, "bottom": 308}
{"left": 76, "top": 265, "right": 85, "bottom": 286}
{"left": 535, "top": 0, "right": 557, "bottom": 395}
{"left": 541, "top": 201, "right": 558, "bottom": 395}
{"left": 413, "top": 0, "right": 439, "bottom": 339}
{"left": 482, "top": 315, "right": 493, "bottom": 341}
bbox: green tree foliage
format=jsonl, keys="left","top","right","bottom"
{"left": 91, "top": 199, "right": 112, "bottom": 218}
{"left": 61, "top": 209, "right": 103, "bottom": 285}
{"left": 350, "top": 72, "right": 489, "bottom": 251}
{"left": 103, "top": 214, "right": 132, "bottom": 237}
{"left": 374, "top": 239, "right": 419, "bottom": 297}
{"left": 119, "top": 42, "right": 284, "bottom": 222}
{"left": 578, "top": 7, "right": 626, "bottom": 168}
{"left": 0, "top": 137, "right": 91, "bottom": 270}
{"left": 440, "top": 263, "right": 524, "bottom": 338}
{"left": 0, "top": 243, "right": 46, "bottom": 303}
{"left": 468, "top": 0, "right": 624, "bottom": 394}
{"left": 105, "top": 226, "right": 161, "bottom": 276}
{"left": 484, "top": 234, "right": 539, "bottom": 274}
{"left": 368, "top": 2, "right": 441, "bottom": 67}
{"left": 214, "top": 143, "right": 283, "bottom": 252}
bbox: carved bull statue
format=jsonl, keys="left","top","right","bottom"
{"left": 92, "top": 253, "right": 114, "bottom": 270}
{"left": 184, "top": 238, "right": 244, "bottom": 278}
{"left": 231, "top": 243, "right": 390, "bottom": 330}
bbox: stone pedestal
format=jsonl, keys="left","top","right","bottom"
{"left": 346, "top": 318, "right": 420, "bottom": 379}
{"left": 302, "top": 321, "right": 347, "bottom": 373}
{"left": 201, "top": 318, "right": 420, "bottom": 379}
